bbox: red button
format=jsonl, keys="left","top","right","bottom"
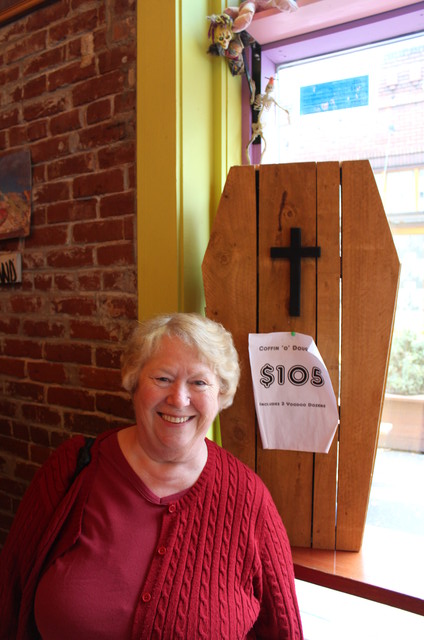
{"left": 158, "top": 546, "right": 167, "bottom": 555}
{"left": 141, "top": 592, "right": 151, "bottom": 603}
{"left": 168, "top": 503, "right": 176, "bottom": 513}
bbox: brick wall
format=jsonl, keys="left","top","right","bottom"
{"left": 0, "top": 0, "right": 137, "bottom": 546}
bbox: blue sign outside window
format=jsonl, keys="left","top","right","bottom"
{"left": 300, "top": 76, "right": 369, "bottom": 114}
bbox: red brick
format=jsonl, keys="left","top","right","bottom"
{"left": 30, "top": 133, "right": 70, "bottom": 162}
{"left": 5, "top": 31, "right": 47, "bottom": 64}
{"left": 78, "top": 121, "right": 125, "bottom": 149}
{"left": 5, "top": 381, "right": 44, "bottom": 402}
{"left": 50, "top": 430, "right": 69, "bottom": 449}
{"left": 99, "top": 191, "right": 135, "bottom": 218}
{"left": 49, "top": 109, "right": 81, "bottom": 135}
{"left": 51, "top": 295, "right": 97, "bottom": 317}
{"left": 33, "top": 182, "right": 71, "bottom": 206}
{"left": 70, "top": 320, "right": 120, "bottom": 342}
{"left": 22, "top": 74, "right": 47, "bottom": 100}
{"left": 23, "top": 96, "right": 67, "bottom": 123}
{"left": 0, "top": 107, "right": 19, "bottom": 131}
{"left": 47, "top": 246, "right": 94, "bottom": 268}
{"left": 8, "top": 124, "right": 27, "bottom": 146}
{"left": 31, "top": 165, "right": 47, "bottom": 185}
{"left": 49, "top": 8, "right": 99, "bottom": 44}
{"left": 48, "top": 60, "right": 96, "bottom": 92}
{"left": 27, "top": 361, "right": 67, "bottom": 384}
{"left": 0, "top": 476, "right": 27, "bottom": 499}
{"left": 123, "top": 215, "right": 134, "bottom": 240}
{"left": 95, "top": 347, "right": 122, "bottom": 369}
{"left": 73, "top": 169, "right": 124, "bottom": 198}
{"left": 97, "top": 242, "right": 134, "bottom": 266}
{"left": 14, "top": 461, "right": 39, "bottom": 482}
{"left": 12, "top": 422, "right": 30, "bottom": 441}
{"left": 78, "top": 366, "right": 121, "bottom": 391}
{"left": 64, "top": 411, "right": 111, "bottom": 436}
{"left": 114, "top": 90, "right": 136, "bottom": 115}
{"left": 9, "top": 294, "right": 43, "bottom": 313}
{"left": 0, "top": 357, "right": 25, "bottom": 378}
{"left": 22, "top": 403, "right": 61, "bottom": 426}
{"left": 78, "top": 271, "right": 101, "bottom": 291}
{"left": 112, "top": 16, "right": 136, "bottom": 42}
{"left": 98, "top": 141, "right": 135, "bottom": 169}
{"left": 0, "top": 65, "right": 19, "bottom": 85}
{"left": 46, "top": 199, "right": 97, "bottom": 223}
{"left": 29, "top": 425, "right": 50, "bottom": 446}
{"left": 3, "top": 338, "right": 43, "bottom": 359}
{"left": 0, "top": 130, "right": 7, "bottom": 150}
{"left": 86, "top": 98, "right": 112, "bottom": 125}
{"left": 47, "top": 386, "right": 95, "bottom": 411}
{"left": 102, "top": 268, "right": 136, "bottom": 292}
{"left": 0, "top": 399, "right": 18, "bottom": 419}
{"left": 26, "top": 0, "right": 69, "bottom": 31}
{"left": 49, "top": 153, "right": 94, "bottom": 181}
{"left": 24, "top": 222, "right": 69, "bottom": 246}
{"left": 44, "top": 342, "right": 92, "bottom": 364}
{"left": 0, "top": 318, "right": 20, "bottom": 334}
{"left": 23, "top": 45, "right": 66, "bottom": 76}
{"left": 72, "top": 70, "right": 125, "bottom": 106}
{"left": 0, "top": 435, "right": 28, "bottom": 459}
{"left": 54, "top": 274, "right": 75, "bottom": 290}
{"left": 27, "top": 119, "right": 48, "bottom": 141}
{"left": 21, "top": 252, "right": 46, "bottom": 269}
{"left": 30, "top": 443, "right": 52, "bottom": 465}
{"left": 22, "top": 320, "right": 66, "bottom": 338}
{"left": 98, "top": 45, "right": 135, "bottom": 74}
{"left": 100, "top": 294, "right": 137, "bottom": 320}
{"left": 95, "top": 392, "right": 134, "bottom": 419}
{"left": 34, "top": 274, "right": 53, "bottom": 290}
{"left": 0, "top": 514, "right": 15, "bottom": 534}
{"left": 73, "top": 219, "right": 124, "bottom": 244}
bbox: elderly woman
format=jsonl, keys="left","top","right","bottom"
{"left": 0, "top": 313, "right": 303, "bottom": 639}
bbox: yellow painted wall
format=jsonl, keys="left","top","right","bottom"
{"left": 137, "top": 0, "right": 241, "bottom": 319}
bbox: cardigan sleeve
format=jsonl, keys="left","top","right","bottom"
{"left": 0, "top": 435, "right": 85, "bottom": 640}
{"left": 250, "top": 488, "right": 304, "bottom": 640}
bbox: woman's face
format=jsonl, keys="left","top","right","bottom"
{"left": 132, "top": 336, "right": 221, "bottom": 463}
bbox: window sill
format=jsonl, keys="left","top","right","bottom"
{"left": 291, "top": 525, "right": 424, "bottom": 615}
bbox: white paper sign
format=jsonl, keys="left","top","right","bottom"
{"left": 248, "top": 332, "right": 338, "bottom": 453}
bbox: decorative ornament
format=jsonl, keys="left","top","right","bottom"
{"left": 207, "top": 13, "right": 256, "bottom": 101}
{"left": 224, "top": 0, "right": 298, "bottom": 34}
{"left": 246, "top": 76, "right": 290, "bottom": 164}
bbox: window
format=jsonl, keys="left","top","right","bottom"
{"left": 257, "top": 22, "right": 424, "bottom": 632}
{"left": 263, "top": 31, "right": 424, "bottom": 534}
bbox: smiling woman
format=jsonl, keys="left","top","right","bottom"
{"left": 0, "top": 312, "right": 304, "bottom": 640}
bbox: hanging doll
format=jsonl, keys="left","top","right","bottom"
{"left": 224, "top": 0, "right": 298, "bottom": 33}
{"left": 207, "top": 13, "right": 256, "bottom": 87}
{"left": 207, "top": 1, "right": 297, "bottom": 99}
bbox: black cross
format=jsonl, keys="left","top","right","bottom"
{"left": 270, "top": 227, "right": 321, "bottom": 317}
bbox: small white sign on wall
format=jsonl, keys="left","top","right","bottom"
{"left": 0, "top": 252, "right": 22, "bottom": 284}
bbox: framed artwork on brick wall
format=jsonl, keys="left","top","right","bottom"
{"left": 0, "top": 150, "right": 31, "bottom": 240}
{"left": 0, "top": 0, "right": 46, "bottom": 24}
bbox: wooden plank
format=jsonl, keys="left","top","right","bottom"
{"left": 202, "top": 165, "right": 257, "bottom": 470}
{"left": 256, "top": 163, "right": 317, "bottom": 547}
{"left": 337, "top": 160, "right": 400, "bottom": 550}
{"left": 312, "top": 162, "right": 341, "bottom": 549}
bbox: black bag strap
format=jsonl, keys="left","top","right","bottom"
{"left": 73, "top": 436, "right": 96, "bottom": 481}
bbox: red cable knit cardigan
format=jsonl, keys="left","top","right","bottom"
{"left": 0, "top": 428, "right": 303, "bottom": 639}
